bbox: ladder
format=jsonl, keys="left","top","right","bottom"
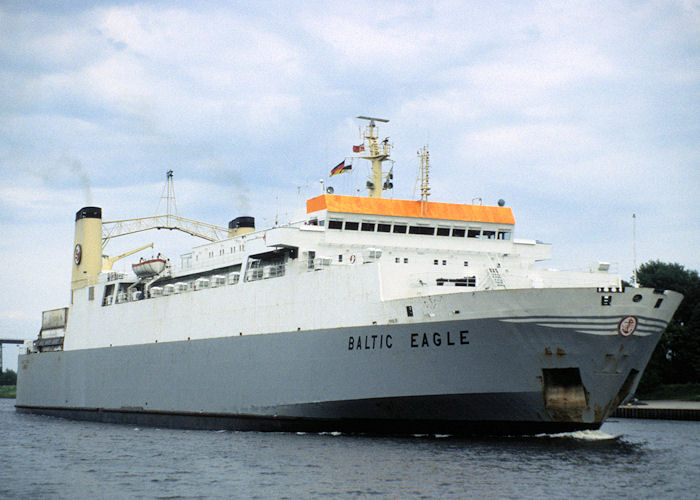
{"left": 488, "top": 267, "right": 506, "bottom": 288}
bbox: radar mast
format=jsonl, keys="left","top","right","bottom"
{"left": 355, "top": 116, "right": 392, "bottom": 198}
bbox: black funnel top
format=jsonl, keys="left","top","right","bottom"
{"left": 75, "top": 207, "right": 102, "bottom": 221}
{"left": 229, "top": 216, "right": 255, "bottom": 230}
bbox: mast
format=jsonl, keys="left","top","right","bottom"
{"left": 633, "top": 213, "right": 638, "bottom": 287}
{"left": 356, "top": 116, "right": 391, "bottom": 198}
{"left": 417, "top": 145, "right": 431, "bottom": 215}
{"left": 157, "top": 169, "right": 178, "bottom": 226}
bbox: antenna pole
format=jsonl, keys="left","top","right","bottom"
{"left": 632, "top": 213, "right": 638, "bottom": 287}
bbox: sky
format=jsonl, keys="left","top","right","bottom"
{"left": 1, "top": 0, "right": 698, "bottom": 371}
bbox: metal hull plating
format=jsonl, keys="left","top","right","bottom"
{"left": 16, "top": 287, "right": 681, "bottom": 435}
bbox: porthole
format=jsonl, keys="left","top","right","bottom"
{"left": 633, "top": 294, "right": 643, "bottom": 303}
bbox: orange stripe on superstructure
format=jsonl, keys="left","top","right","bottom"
{"left": 306, "top": 195, "right": 515, "bottom": 224}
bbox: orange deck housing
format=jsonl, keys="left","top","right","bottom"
{"left": 306, "top": 195, "right": 515, "bottom": 224}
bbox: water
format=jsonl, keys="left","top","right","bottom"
{"left": 1, "top": 399, "right": 698, "bottom": 499}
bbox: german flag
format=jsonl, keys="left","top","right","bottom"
{"left": 330, "top": 160, "right": 351, "bottom": 176}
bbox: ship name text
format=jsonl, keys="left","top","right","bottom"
{"left": 347, "top": 330, "right": 469, "bottom": 351}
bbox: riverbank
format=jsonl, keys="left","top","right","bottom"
{"left": 0, "top": 385, "right": 16, "bottom": 398}
{"left": 612, "top": 400, "right": 700, "bottom": 421}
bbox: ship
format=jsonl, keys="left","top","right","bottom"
{"left": 16, "top": 117, "right": 682, "bottom": 435}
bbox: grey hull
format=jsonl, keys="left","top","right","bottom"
{"left": 16, "top": 310, "right": 667, "bottom": 435}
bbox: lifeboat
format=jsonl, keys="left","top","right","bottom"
{"left": 132, "top": 257, "right": 166, "bottom": 278}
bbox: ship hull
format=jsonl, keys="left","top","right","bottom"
{"left": 16, "top": 290, "right": 679, "bottom": 435}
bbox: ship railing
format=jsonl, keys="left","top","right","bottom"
{"left": 312, "top": 257, "right": 333, "bottom": 271}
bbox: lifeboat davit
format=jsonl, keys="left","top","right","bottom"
{"left": 132, "top": 258, "right": 166, "bottom": 278}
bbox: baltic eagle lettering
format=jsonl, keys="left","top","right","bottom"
{"left": 347, "top": 331, "right": 469, "bottom": 351}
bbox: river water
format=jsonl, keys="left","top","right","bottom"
{"left": 0, "top": 398, "right": 697, "bottom": 498}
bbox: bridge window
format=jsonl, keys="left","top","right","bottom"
{"left": 328, "top": 220, "right": 343, "bottom": 230}
{"left": 437, "top": 227, "right": 450, "bottom": 236}
{"left": 467, "top": 229, "right": 481, "bottom": 238}
{"left": 361, "top": 222, "right": 375, "bottom": 232}
{"left": 377, "top": 223, "right": 391, "bottom": 233}
{"left": 409, "top": 225, "right": 435, "bottom": 235}
{"left": 344, "top": 221, "right": 359, "bottom": 231}
{"left": 452, "top": 228, "right": 466, "bottom": 237}
{"left": 483, "top": 230, "right": 496, "bottom": 239}
{"left": 393, "top": 224, "right": 407, "bottom": 234}
{"left": 497, "top": 230, "right": 511, "bottom": 240}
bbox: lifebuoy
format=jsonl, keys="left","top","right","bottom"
{"left": 350, "top": 254, "right": 356, "bottom": 264}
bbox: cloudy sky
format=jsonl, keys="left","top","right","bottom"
{"left": 1, "top": 1, "right": 698, "bottom": 370}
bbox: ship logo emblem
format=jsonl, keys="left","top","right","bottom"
{"left": 618, "top": 316, "right": 638, "bottom": 336}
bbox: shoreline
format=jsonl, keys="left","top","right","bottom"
{"left": 611, "top": 400, "right": 700, "bottom": 421}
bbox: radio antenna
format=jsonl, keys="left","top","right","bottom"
{"left": 632, "top": 213, "right": 638, "bottom": 287}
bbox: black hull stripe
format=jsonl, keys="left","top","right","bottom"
{"left": 15, "top": 405, "right": 601, "bottom": 436}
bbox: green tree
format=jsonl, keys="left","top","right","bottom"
{"left": 636, "top": 261, "right": 700, "bottom": 392}
{"left": 0, "top": 369, "right": 17, "bottom": 386}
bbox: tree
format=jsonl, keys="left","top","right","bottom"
{"left": 636, "top": 261, "right": 700, "bottom": 392}
{"left": 0, "top": 369, "right": 17, "bottom": 386}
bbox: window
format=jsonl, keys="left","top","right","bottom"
{"left": 434, "top": 259, "right": 439, "bottom": 265}
{"left": 377, "top": 223, "right": 391, "bottom": 233}
{"left": 395, "top": 257, "right": 400, "bottom": 263}
{"left": 338, "top": 254, "right": 343, "bottom": 263}
{"left": 328, "top": 220, "right": 342, "bottom": 230}
{"left": 467, "top": 229, "right": 481, "bottom": 238}
{"left": 361, "top": 222, "right": 375, "bottom": 232}
{"left": 437, "top": 227, "right": 450, "bottom": 236}
{"left": 452, "top": 228, "right": 466, "bottom": 237}
{"left": 393, "top": 224, "right": 407, "bottom": 234}
{"left": 102, "top": 284, "right": 114, "bottom": 306}
{"left": 409, "top": 226, "right": 435, "bottom": 235}
{"left": 483, "top": 230, "right": 496, "bottom": 239}
{"left": 406, "top": 306, "right": 414, "bottom": 317}
{"left": 88, "top": 286, "right": 94, "bottom": 301}
{"left": 497, "top": 230, "right": 511, "bottom": 240}
{"left": 601, "top": 296, "right": 612, "bottom": 306}
{"left": 344, "top": 221, "right": 359, "bottom": 231}
{"left": 442, "top": 260, "right": 447, "bottom": 265}
{"left": 464, "top": 261, "right": 469, "bottom": 267}
{"left": 403, "top": 258, "right": 409, "bottom": 263}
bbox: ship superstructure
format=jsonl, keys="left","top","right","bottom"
{"left": 16, "top": 118, "right": 682, "bottom": 435}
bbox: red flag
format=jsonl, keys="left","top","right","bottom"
{"left": 352, "top": 144, "right": 365, "bottom": 153}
